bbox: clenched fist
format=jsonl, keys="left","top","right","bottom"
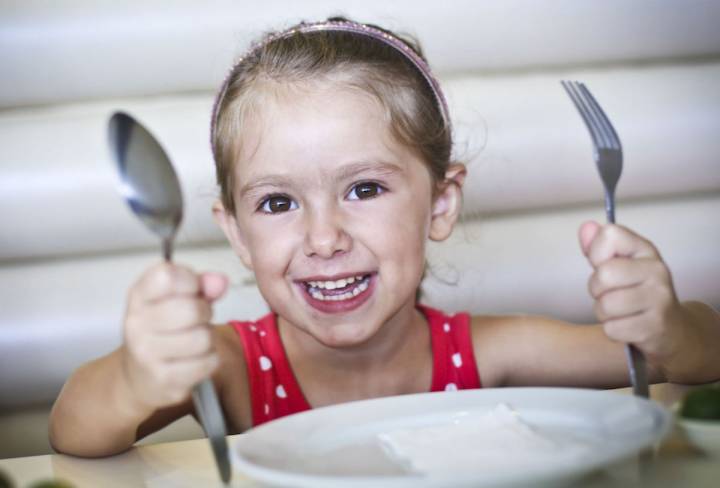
{"left": 121, "top": 262, "right": 228, "bottom": 409}
{"left": 579, "top": 221, "right": 684, "bottom": 367}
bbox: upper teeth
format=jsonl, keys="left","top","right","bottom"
{"left": 307, "top": 275, "right": 364, "bottom": 290}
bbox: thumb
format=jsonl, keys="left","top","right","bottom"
{"left": 578, "top": 220, "right": 601, "bottom": 257}
{"left": 200, "top": 272, "right": 229, "bottom": 302}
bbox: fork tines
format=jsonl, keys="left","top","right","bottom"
{"left": 561, "top": 81, "right": 622, "bottom": 152}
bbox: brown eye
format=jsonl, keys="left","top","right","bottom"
{"left": 260, "top": 195, "right": 297, "bottom": 213}
{"left": 349, "top": 182, "right": 383, "bottom": 200}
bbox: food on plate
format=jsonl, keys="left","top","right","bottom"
{"left": 377, "top": 404, "right": 592, "bottom": 475}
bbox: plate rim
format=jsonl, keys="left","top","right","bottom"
{"left": 231, "top": 387, "right": 672, "bottom": 487}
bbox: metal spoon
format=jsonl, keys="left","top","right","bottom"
{"left": 108, "top": 111, "right": 231, "bottom": 484}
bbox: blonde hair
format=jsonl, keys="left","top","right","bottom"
{"left": 211, "top": 17, "right": 452, "bottom": 214}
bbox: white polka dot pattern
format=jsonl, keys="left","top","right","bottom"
{"left": 264, "top": 403, "right": 270, "bottom": 415}
{"left": 452, "top": 352, "right": 463, "bottom": 368}
{"left": 445, "top": 383, "right": 458, "bottom": 391}
{"left": 276, "top": 384, "right": 287, "bottom": 399}
{"left": 443, "top": 322, "right": 450, "bottom": 333}
{"left": 259, "top": 356, "right": 272, "bottom": 371}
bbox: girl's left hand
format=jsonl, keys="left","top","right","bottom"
{"left": 578, "top": 221, "right": 686, "bottom": 372}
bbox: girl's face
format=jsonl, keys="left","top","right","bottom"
{"left": 216, "top": 84, "right": 462, "bottom": 348}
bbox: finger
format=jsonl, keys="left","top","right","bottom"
{"left": 147, "top": 327, "right": 214, "bottom": 360}
{"left": 165, "top": 354, "right": 220, "bottom": 390}
{"left": 594, "top": 286, "right": 648, "bottom": 323}
{"left": 200, "top": 272, "right": 229, "bottom": 302}
{"left": 602, "top": 315, "right": 648, "bottom": 345}
{"left": 131, "top": 262, "right": 202, "bottom": 305}
{"left": 153, "top": 353, "right": 220, "bottom": 404}
{"left": 585, "top": 224, "right": 660, "bottom": 268}
{"left": 588, "top": 257, "right": 667, "bottom": 299}
{"left": 141, "top": 297, "right": 213, "bottom": 332}
{"left": 578, "top": 220, "right": 601, "bottom": 257}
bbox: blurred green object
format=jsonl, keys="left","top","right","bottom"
{"left": 680, "top": 385, "right": 720, "bottom": 420}
{"left": 26, "top": 480, "right": 75, "bottom": 488}
{"left": 0, "top": 468, "right": 14, "bottom": 488}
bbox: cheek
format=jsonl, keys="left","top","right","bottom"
{"left": 241, "top": 218, "right": 297, "bottom": 273}
{"left": 357, "top": 195, "right": 430, "bottom": 271}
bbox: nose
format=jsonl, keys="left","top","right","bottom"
{"left": 302, "top": 206, "right": 352, "bottom": 259}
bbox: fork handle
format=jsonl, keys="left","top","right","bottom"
{"left": 604, "top": 191, "right": 616, "bottom": 224}
{"left": 626, "top": 344, "right": 649, "bottom": 398}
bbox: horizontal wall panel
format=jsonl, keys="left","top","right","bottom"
{"left": 423, "top": 193, "right": 720, "bottom": 322}
{"left": 2, "top": 0, "right": 720, "bottom": 107}
{"left": 1, "top": 62, "right": 719, "bottom": 260}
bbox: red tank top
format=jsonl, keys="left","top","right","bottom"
{"left": 231, "top": 304, "right": 481, "bottom": 426}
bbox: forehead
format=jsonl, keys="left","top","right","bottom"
{"left": 234, "top": 83, "right": 421, "bottom": 182}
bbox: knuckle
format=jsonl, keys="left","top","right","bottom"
{"left": 587, "top": 275, "right": 598, "bottom": 298}
{"left": 645, "top": 307, "right": 664, "bottom": 326}
{"left": 596, "top": 262, "right": 614, "bottom": 285}
{"left": 155, "top": 264, "right": 178, "bottom": 293}
{"left": 605, "top": 224, "right": 623, "bottom": 242}
{"left": 179, "top": 298, "right": 208, "bottom": 324}
{"left": 184, "top": 328, "right": 211, "bottom": 355}
{"left": 124, "top": 313, "right": 141, "bottom": 336}
{"left": 597, "top": 293, "right": 613, "bottom": 317}
{"left": 654, "top": 261, "right": 672, "bottom": 284}
{"left": 193, "top": 298, "right": 213, "bottom": 323}
{"left": 589, "top": 273, "right": 606, "bottom": 299}
{"left": 197, "top": 329, "right": 213, "bottom": 352}
{"left": 594, "top": 299, "right": 607, "bottom": 321}
{"left": 646, "top": 240, "right": 661, "bottom": 259}
{"left": 602, "top": 319, "right": 620, "bottom": 339}
{"left": 646, "top": 275, "right": 672, "bottom": 303}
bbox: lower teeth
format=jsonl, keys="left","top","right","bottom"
{"left": 309, "top": 277, "right": 369, "bottom": 301}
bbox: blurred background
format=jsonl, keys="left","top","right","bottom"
{"left": 1, "top": 0, "right": 719, "bottom": 458}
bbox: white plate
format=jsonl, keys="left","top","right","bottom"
{"left": 232, "top": 388, "right": 671, "bottom": 488}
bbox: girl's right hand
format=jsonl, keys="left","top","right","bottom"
{"left": 121, "top": 262, "right": 228, "bottom": 411}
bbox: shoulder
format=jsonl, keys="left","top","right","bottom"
{"left": 214, "top": 323, "right": 246, "bottom": 367}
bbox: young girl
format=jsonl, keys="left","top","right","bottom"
{"left": 49, "top": 17, "right": 720, "bottom": 457}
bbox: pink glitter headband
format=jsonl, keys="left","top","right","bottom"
{"left": 210, "top": 19, "right": 450, "bottom": 147}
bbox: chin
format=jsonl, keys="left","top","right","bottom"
{"left": 312, "top": 322, "right": 378, "bottom": 349}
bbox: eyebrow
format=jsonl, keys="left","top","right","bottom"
{"left": 238, "top": 161, "right": 404, "bottom": 199}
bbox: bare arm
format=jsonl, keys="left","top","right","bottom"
{"left": 471, "top": 314, "right": 666, "bottom": 388}
{"left": 48, "top": 263, "right": 227, "bottom": 457}
{"left": 49, "top": 347, "right": 194, "bottom": 457}
{"left": 472, "top": 221, "right": 720, "bottom": 389}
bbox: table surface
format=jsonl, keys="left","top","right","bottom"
{"left": 1, "top": 385, "right": 718, "bottom": 488}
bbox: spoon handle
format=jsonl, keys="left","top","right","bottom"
{"left": 162, "top": 237, "right": 173, "bottom": 261}
{"left": 193, "top": 380, "right": 231, "bottom": 483}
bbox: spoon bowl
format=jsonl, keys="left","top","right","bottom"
{"left": 108, "top": 112, "right": 182, "bottom": 258}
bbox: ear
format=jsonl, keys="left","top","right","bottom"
{"left": 212, "top": 200, "right": 254, "bottom": 270}
{"left": 429, "top": 163, "right": 466, "bottom": 241}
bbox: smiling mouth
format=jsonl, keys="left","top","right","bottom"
{"left": 302, "top": 274, "right": 372, "bottom": 302}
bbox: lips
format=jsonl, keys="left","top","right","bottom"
{"left": 296, "top": 272, "right": 376, "bottom": 314}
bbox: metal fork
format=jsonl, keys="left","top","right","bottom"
{"left": 561, "top": 80, "right": 649, "bottom": 398}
